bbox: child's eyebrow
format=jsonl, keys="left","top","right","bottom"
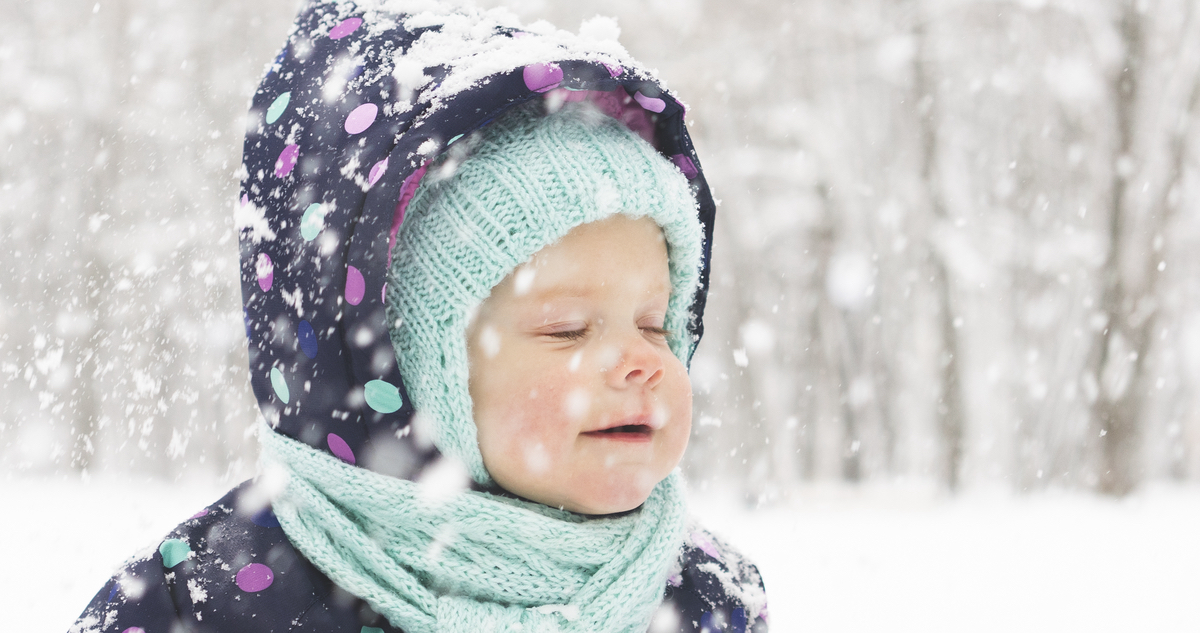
{"left": 527, "top": 283, "right": 672, "bottom": 305}
{"left": 526, "top": 285, "right": 595, "bottom": 304}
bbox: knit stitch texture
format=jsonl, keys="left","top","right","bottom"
{"left": 386, "top": 101, "right": 703, "bottom": 483}
{"left": 259, "top": 423, "right": 687, "bottom": 633}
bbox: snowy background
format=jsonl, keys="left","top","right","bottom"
{"left": 5, "top": 0, "right": 1200, "bottom": 629}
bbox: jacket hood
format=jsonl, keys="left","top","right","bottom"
{"left": 237, "top": 0, "right": 716, "bottom": 481}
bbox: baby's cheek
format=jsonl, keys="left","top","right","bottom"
{"left": 659, "top": 361, "right": 693, "bottom": 465}
{"left": 498, "top": 384, "right": 572, "bottom": 463}
{"left": 664, "top": 360, "right": 693, "bottom": 413}
{"left": 514, "top": 436, "right": 555, "bottom": 476}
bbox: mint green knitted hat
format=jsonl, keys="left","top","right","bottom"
{"left": 385, "top": 101, "right": 702, "bottom": 484}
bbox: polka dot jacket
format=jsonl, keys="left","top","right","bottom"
{"left": 71, "top": 1, "right": 767, "bottom": 631}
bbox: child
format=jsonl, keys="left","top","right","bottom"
{"left": 72, "top": 2, "right": 767, "bottom": 632}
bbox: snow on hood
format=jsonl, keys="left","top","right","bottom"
{"left": 238, "top": 0, "right": 716, "bottom": 481}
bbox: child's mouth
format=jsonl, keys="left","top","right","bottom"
{"left": 583, "top": 424, "right": 654, "bottom": 442}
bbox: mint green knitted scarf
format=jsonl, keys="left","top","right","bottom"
{"left": 260, "top": 425, "right": 686, "bottom": 633}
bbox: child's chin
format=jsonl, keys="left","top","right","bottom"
{"left": 571, "top": 498, "right": 642, "bottom": 516}
{"left": 565, "top": 479, "right": 658, "bottom": 515}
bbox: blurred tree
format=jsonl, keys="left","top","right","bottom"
{"left": 5, "top": 0, "right": 1200, "bottom": 496}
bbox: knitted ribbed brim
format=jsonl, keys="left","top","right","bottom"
{"left": 385, "top": 101, "right": 702, "bottom": 484}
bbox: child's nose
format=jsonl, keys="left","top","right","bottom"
{"left": 606, "top": 330, "right": 666, "bottom": 389}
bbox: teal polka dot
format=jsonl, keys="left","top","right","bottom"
{"left": 300, "top": 203, "right": 325, "bottom": 241}
{"left": 270, "top": 367, "right": 290, "bottom": 404}
{"left": 361, "top": 628, "right": 385, "bottom": 633}
{"left": 266, "top": 92, "right": 291, "bottom": 124}
{"left": 159, "top": 538, "right": 191, "bottom": 568}
{"left": 447, "top": 133, "right": 464, "bottom": 145}
{"left": 364, "top": 379, "right": 402, "bottom": 413}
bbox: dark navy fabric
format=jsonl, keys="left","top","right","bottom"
{"left": 73, "top": 1, "right": 766, "bottom": 630}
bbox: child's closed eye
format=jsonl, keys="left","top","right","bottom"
{"left": 641, "top": 326, "right": 671, "bottom": 340}
{"left": 545, "top": 327, "right": 589, "bottom": 341}
{"left": 541, "top": 324, "right": 668, "bottom": 341}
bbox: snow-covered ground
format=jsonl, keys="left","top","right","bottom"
{"left": 5, "top": 476, "right": 1199, "bottom": 632}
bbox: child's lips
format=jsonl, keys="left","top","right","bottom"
{"left": 582, "top": 415, "right": 656, "bottom": 442}
{"left": 581, "top": 426, "right": 654, "bottom": 442}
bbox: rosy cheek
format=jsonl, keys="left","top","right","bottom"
{"left": 495, "top": 383, "right": 565, "bottom": 443}
{"left": 518, "top": 440, "right": 553, "bottom": 476}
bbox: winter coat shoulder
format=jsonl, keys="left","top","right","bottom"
{"left": 72, "top": 481, "right": 768, "bottom": 632}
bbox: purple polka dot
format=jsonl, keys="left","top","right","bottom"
{"left": 603, "top": 62, "right": 623, "bottom": 78}
{"left": 368, "top": 157, "right": 389, "bottom": 186}
{"left": 235, "top": 563, "right": 274, "bottom": 592}
{"left": 240, "top": 193, "right": 249, "bottom": 207}
{"left": 382, "top": 282, "right": 387, "bottom": 303}
{"left": 329, "top": 17, "right": 362, "bottom": 40}
{"left": 274, "top": 144, "right": 299, "bottom": 177}
{"left": 345, "top": 266, "right": 365, "bottom": 305}
{"left": 122, "top": 628, "right": 146, "bottom": 633}
{"left": 327, "top": 433, "right": 356, "bottom": 464}
{"left": 344, "top": 103, "right": 378, "bottom": 134}
{"left": 256, "top": 253, "right": 273, "bottom": 292}
{"left": 190, "top": 509, "right": 209, "bottom": 519}
{"left": 523, "top": 62, "right": 562, "bottom": 92}
{"left": 634, "top": 91, "right": 666, "bottom": 113}
{"left": 671, "top": 154, "right": 699, "bottom": 179}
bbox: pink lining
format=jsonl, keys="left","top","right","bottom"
{"left": 387, "top": 163, "right": 428, "bottom": 268}
{"left": 546, "top": 87, "right": 657, "bottom": 147}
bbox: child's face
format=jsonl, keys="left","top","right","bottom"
{"left": 466, "top": 215, "right": 692, "bottom": 515}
